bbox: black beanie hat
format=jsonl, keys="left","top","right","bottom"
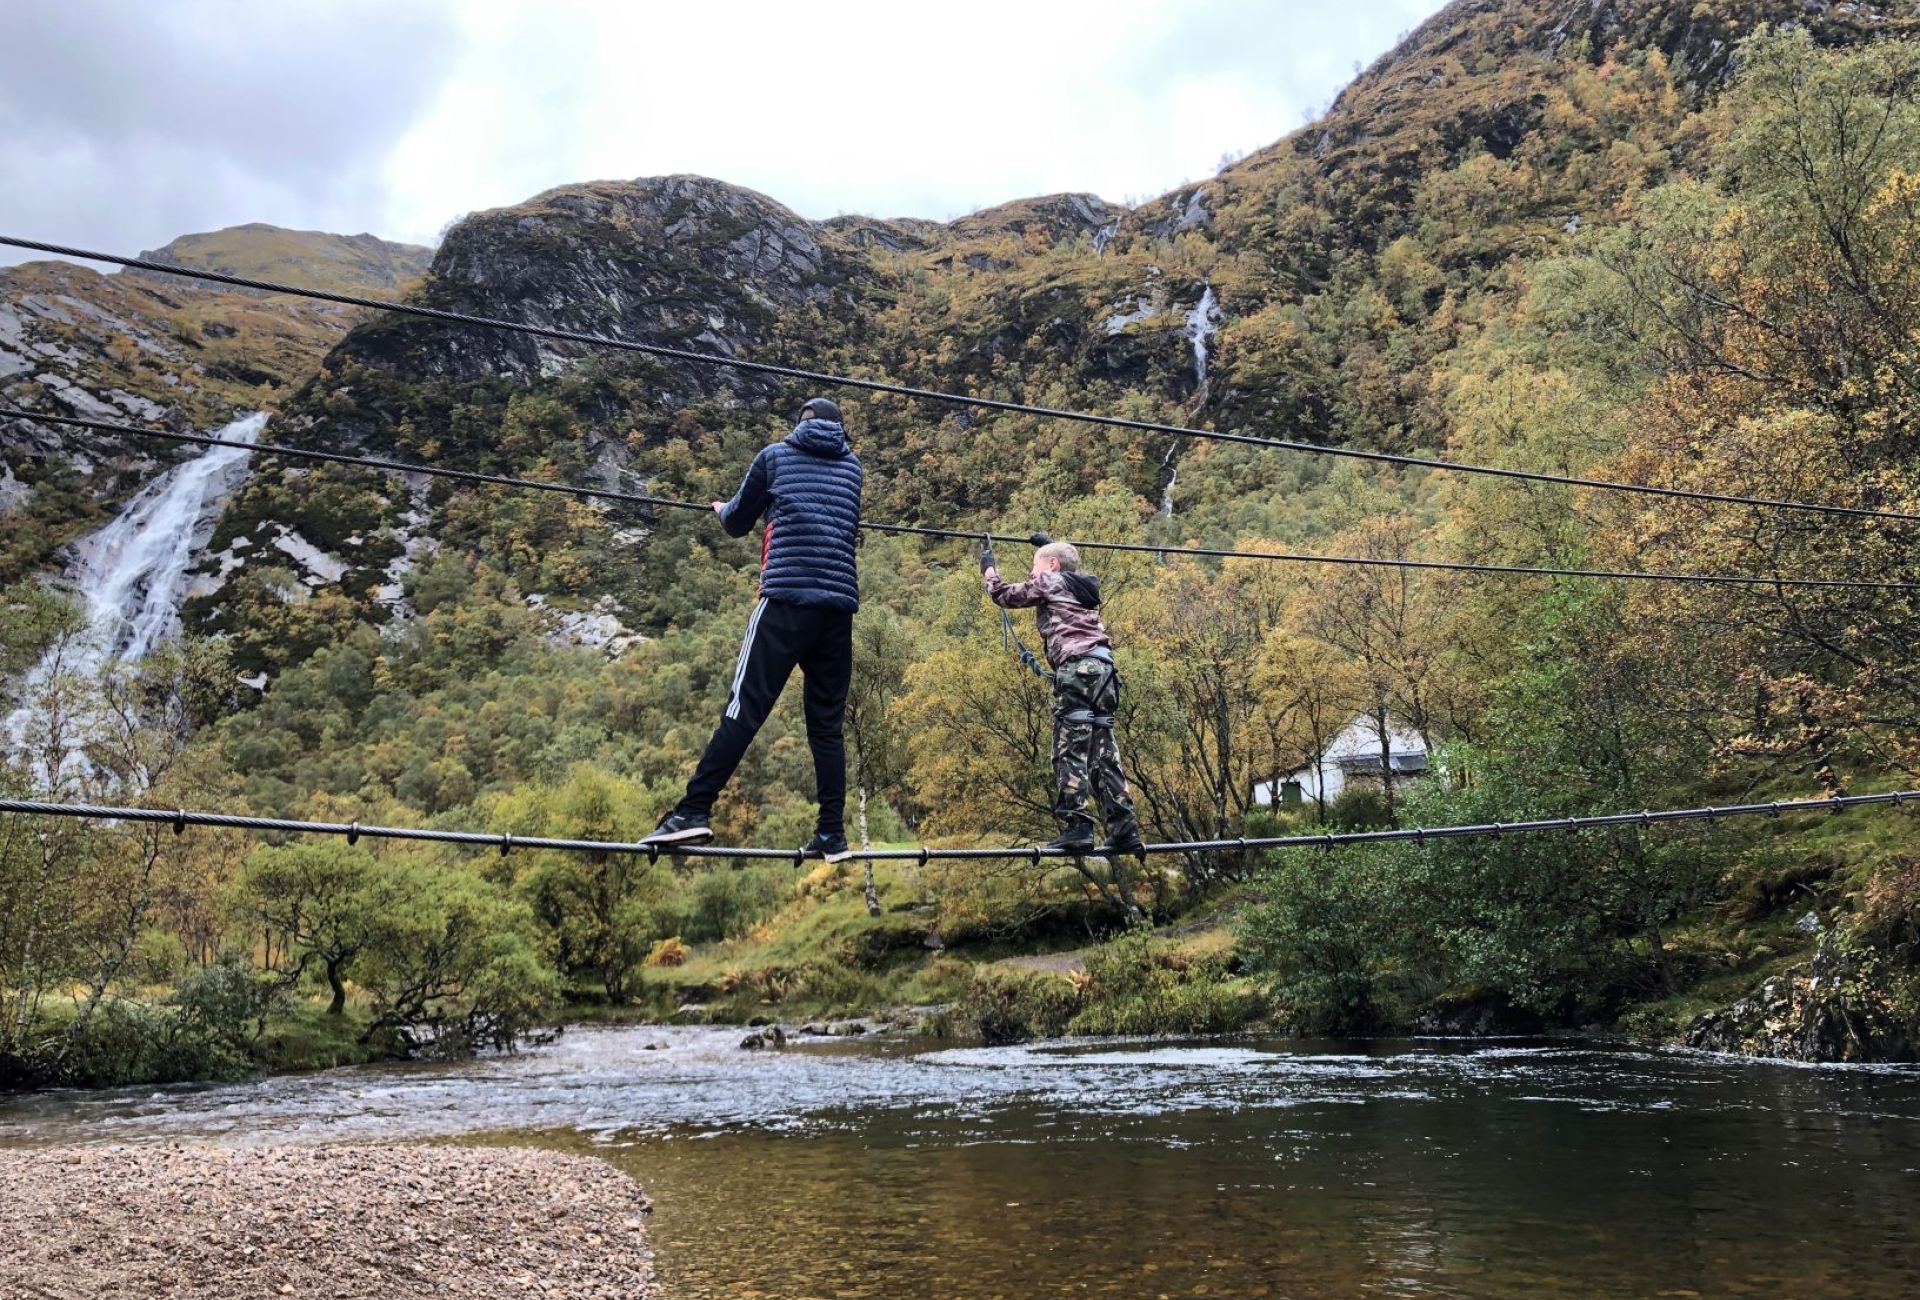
{"left": 800, "top": 396, "right": 843, "bottom": 424}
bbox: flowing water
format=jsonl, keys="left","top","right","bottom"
{"left": 5, "top": 413, "right": 263, "bottom": 762}
{"left": 1184, "top": 285, "right": 1218, "bottom": 392}
{"left": 3, "top": 1026, "right": 1918, "bottom": 1298}
{"left": 60, "top": 413, "right": 264, "bottom": 668}
{"left": 1161, "top": 286, "right": 1219, "bottom": 517}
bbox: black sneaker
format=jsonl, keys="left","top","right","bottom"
{"left": 1038, "top": 828, "right": 1096, "bottom": 855}
{"left": 639, "top": 811, "right": 713, "bottom": 847}
{"left": 805, "top": 832, "right": 855, "bottom": 864}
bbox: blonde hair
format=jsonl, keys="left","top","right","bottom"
{"left": 1036, "top": 541, "right": 1080, "bottom": 572}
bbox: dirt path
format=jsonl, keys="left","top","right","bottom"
{"left": 0, "top": 1143, "right": 655, "bottom": 1299}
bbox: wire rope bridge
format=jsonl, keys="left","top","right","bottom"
{"left": 2, "top": 793, "right": 1913, "bottom": 866}
{"left": 3, "top": 234, "right": 1919, "bottom": 864}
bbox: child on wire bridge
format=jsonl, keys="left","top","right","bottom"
{"left": 982, "top": 536, "right": 1146, "bottom": 857}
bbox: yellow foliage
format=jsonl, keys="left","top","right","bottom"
{"left": 644, "top": 936, "right": 689, "bottom": 968}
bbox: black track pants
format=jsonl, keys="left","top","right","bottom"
{"left": 678, "top": 598, "right": 854, "bottom": 835}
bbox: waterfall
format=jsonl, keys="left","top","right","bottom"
{"left": 1185, "top": 284, "right": 1219, "bottom": 392}
{"left": 5, "top": 412, "right": 264, "bottom": 760}
{"left": 67, "top": 412, "right": 265, "bottom": 667}
{"left": 1162, "top": 285, "right": 1218, "bottom": 519}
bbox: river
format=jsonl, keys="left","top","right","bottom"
{"left": 3, "top": 1027, "right": 1917, "bottom": 1298}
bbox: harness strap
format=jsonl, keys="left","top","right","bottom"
{"left": 1059, "top": 708, "right": 1116, "bottom": 728}
{"left": 999, "top": 605, "right": 1053, "bottom": 681}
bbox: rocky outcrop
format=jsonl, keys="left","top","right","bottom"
{"left": 948, "top": 192, "right": 1126, "bottom": 246}
{"left": 315, "top": 176, "right": 884, "bottom": 415}
{"left": 1686, "top": 934, "right": 1917, "bottom": 1063}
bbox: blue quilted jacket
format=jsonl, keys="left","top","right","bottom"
{"left": 718, "top": 418, "right": 864, "bottom": 611}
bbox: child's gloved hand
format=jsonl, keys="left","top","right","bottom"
{"left": 1029, "top": 531, "right": 1052, "bottom": 547}
{"left": 979, "top": 540, "right": 997, "bottom": 573}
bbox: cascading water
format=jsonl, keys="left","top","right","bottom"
{"left": 68, "top": 412, "right": 265, "bottom": 667}
{"left": 5, "top": 412, "right": 264, "bottom": 760}
{"left": 1161, "top": 285, "right": 1219, "bottom": 517}
{"left": 1185, "top": 284, "right": 1218, "bottom": 392}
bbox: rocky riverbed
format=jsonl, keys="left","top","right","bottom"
{"left": 0, "top": 1143, "right": 655, "bottom": 1299}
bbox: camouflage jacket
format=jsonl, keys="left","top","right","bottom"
{"left": 984, "top": 569, "right": 1111, "bottom": 668}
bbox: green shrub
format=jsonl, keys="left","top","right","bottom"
{"left": 171, "top": 954, "right": 289, "bottom": 1055}
{"left": 56, "top": 998, "right": 252, "bottom": 1088}
{"left": 672, "top": 867, "right": 785, "bottom": 943}
{"left": 958, "top": 969, "right": 1084, "bottom": 1045}
{"left": 1327, "top": 787, "right": 1393, "bottom": 831}
{"left": 1242, "top": 807, "right": 1308, "bottom": 839}
{"left": 1239, "top": 847, "right": 1416, "bottom": 1034}
{"left": 1068, "top": 933, "right": 1261, "bottom": 1036}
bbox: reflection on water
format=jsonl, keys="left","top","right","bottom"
{"left": 4, "top": 1029, "right": 1920, "bottom": 1297}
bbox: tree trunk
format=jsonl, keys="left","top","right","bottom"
{"left": 326, "top": 957, "right": 348, "bottom": 1015}
{"left": 858, "top": 785, "right": 881, "bottom": 916}
{"left": 1375, "top": 703, "right": 1395, "bottom": 820}
{"left": 1646, "top": 922, "right": 1674, "bottom": 996}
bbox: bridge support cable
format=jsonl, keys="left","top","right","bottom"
{"left": 8, "top": 407, "right": 1919, "bottom": 592}
{"left": 2, "top": 790, "right": 1912, "bottom": 865}
{"left": 3, "top": 233, "right": 1918, "bottom": 527}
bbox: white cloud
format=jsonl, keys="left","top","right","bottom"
{"left": 1, "top": 0, "right": 1448, "bottom": 264}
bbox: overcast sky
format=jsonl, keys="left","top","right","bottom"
{"left": 1, "top": 0, "right": 1446, "bottom": 267}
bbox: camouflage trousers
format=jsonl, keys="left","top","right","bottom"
{"left": 1051, "top": 654, "right": 1140, "bottom": 837}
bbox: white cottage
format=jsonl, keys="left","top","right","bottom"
{"left": 1253, "top": 714, "right": 1430, "bottom": 808}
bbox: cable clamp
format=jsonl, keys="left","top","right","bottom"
{"left": 1414, "top": 827, "right": 1425, "bottom": 844}
{"left": 1563, "top": 818, "right": 1578, "bottom": 834}
{"left": 1031, "top": 846, "right": 1042, "bottom": 863}
{"left": 1640, "top": 811, "right": 1653, "bottom": 827}
{"left": 1236, "top": 837, "right": 1248, "bottom": 853}
{"left": 645, "top": 842, "right": 660, "bottom": 865}
{"left": 347, "top": 822, "right": 360, "bottom": 846}
{"left": 1704, "top": 805, "right": 1719, "bottom": 823}
{"left": 794, "top": 846, "right": 806, "bottom": 868}
{"left": 173, "top": 808, "right": 187, "bottom": 836}
{"left": 917, "top": 846, "right": 930, "bottom": 867}
{"left": 1767, "top": 802, "right": 1783, "bottom": 817}
{"left": 1492, "top": 822, "right": 1504, "bottom": 837}
{"left": 499, "top": 833, "right": 513, "bottom": 858}
{"left": 1322, "top": 833, "right": 1335, "bottom": 851}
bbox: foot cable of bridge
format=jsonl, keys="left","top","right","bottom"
{"left": 3, "top": 795, "right": 1915, "bottom": 863}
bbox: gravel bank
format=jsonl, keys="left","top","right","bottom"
{"left": 0, "top": 1143, "right": 655, "bottom": 1299}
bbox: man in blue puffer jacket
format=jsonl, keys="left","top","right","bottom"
{"left": 642, "top": 397, "right": 864, "bottom": 862}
